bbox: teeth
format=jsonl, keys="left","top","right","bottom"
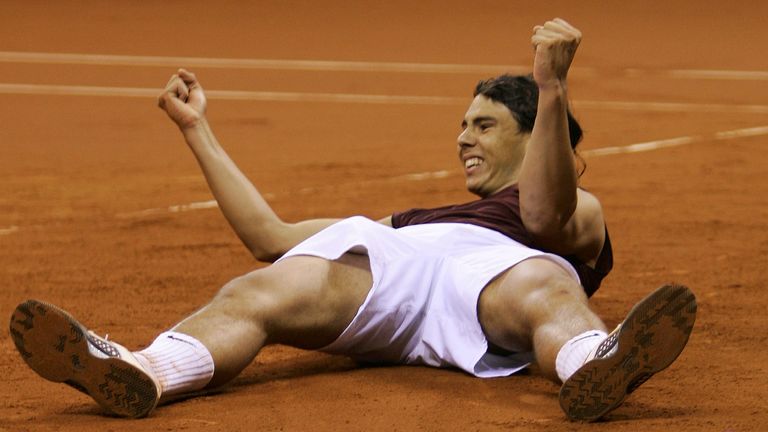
{"left": 465, "top": 157, "right": 483, "bottom": 169}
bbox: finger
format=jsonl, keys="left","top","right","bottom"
{"left": 531, "top": 28, "right": 563, "bottom": 43}
{"left": 543, "top": 18, "right": 581, "bottom": 39}
{"left": 173, "top": 77, "right": 190, "bottom": 102}
{"left": 532, "top": 27, "right": 580, "bottom": 49}
{"left": 163, "top": 74, "right": 185, "bottom": 92}
{"left": 158, "top": 85, "right": 182, "bottom": 109}
{"left": 531, "top": 34, "right": 557, "bottom": 48}
{"left": 542, "top": 20, "right": 572, "bottom": 36}
{"left": 552, "top": 18, "right": 577, "bottom": 32}
{"left": 177, "top": 68, "right": 201, "bottom": 90}
{"left": 534, "top": 27, "right": 563, "bottom": 38}
{"left": 158, "top": 75, "right": 189, "bottom": 106}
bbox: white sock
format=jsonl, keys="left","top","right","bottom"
{"left": 555, "top": 330, "right": 608, "bottom": 383}
{"left": 134, "top": 331, "right": 215, "bottom": 398}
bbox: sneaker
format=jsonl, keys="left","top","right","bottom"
{"left": 558, "top": 284, "right": 697, "bottom": 421}
{"left": 9, "top": 299, "right": 161, "bottom": 418}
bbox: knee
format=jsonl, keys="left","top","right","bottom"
{"left": 515, "top": 259, "right": 584, "bottom": 300}
{"left": 491, "top": 259, "right": 586, "bottom": 323}
{"left": 212, "top": 270, "right": 282, "bottom": 318}
{"left": 479, "top": 259, "right": 581, "bottom": 349}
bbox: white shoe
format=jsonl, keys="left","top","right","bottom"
{"left": 10, "top": 300, "right": 162, "bottom": 418}
{"left": 559, "top": 284, "right": 697, "bottom": 421}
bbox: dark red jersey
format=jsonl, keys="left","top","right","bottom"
{"left": 392, "top": 184, "right": 612, "bottom": 297}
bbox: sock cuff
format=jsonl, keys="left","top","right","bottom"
{"left": 137, "top": 331, "right": 215, "bottom": 396}
{"left": 155, "top": 331, "right": 211, "bottom": 352}
{"left": 555, "top": 330, "right": 608, "bottom": 383}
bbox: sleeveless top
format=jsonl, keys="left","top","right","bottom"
{"left": 391, "top": 184, "right": 612, "bottom": 297}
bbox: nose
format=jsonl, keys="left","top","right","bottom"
{"left": 457, "top": 128, "right": 475, "bottom": 149}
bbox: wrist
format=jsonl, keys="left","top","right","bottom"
{"left": 537, "top": 82, "right": 568, "bottom": 112}
{"left": 537, "top": 79, "right": 567, "bottom": 95}
{"left": 179, "top": 116, "right": 208, "bottom": 135}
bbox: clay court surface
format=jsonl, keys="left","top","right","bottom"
{"left": 1, "top": 1, "right": 767, "bottom": 430}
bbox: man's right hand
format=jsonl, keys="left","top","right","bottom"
{"left": 157, "top": 69, "right": 207, "bottom": 130}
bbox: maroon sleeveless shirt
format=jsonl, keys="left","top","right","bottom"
{"left": 391, "top": 184, "right": 612, "bottom": 297}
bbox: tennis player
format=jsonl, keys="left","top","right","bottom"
{"left": 10, "top": 18, "right": 696, "bottom": 421}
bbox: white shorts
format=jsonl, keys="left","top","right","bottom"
{"left": 276, "top": 216, "right": 579, "bottom": 378}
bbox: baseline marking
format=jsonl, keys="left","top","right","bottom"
{"left": 573, "top": 100, "right": 768, "bottom": 114}
{"left": 2, "top": 83, "right": 768, "bottom": 113}
{"left": 0, "top": 83, "right": 465, "bottom": 105}
{"left": 0, "top": 51, "right": 538, "bottom": 75}
{"left": 669, "top": 69, "right": 768, "bottom": 81}
{"left": 2, "top": 51, "right": 768, "bottom": 81}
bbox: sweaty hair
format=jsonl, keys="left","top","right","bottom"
{"left": 473, "top": 74, "right": 583, "bottom": 150}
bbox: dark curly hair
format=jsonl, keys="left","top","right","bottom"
{"left": 473, "top": 74, "right": 583, "bottom": 150}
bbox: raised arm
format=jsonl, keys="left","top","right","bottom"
{"left": 518, "top": 19, "right": 605, "bottom": 264}
{"left": 157, "top": 69, "right": 340, "bottom": 262}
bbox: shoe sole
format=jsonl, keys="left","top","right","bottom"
{"left": 9, "top": 299, "right": 159, "bottom": 418}
{"left": 558, "top": 284, "right": 697, "bottom": 421}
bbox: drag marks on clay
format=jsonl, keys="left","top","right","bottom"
{"left": 115, "top": 171, "right": 454, "bottom": 218}
{"left": 0, "top": 225, "right": 19, "bottom": 236}
{"left": 109, "top": 125, "right": 768, "bottom": 219}
{"left": 115, "top": 199, "right": 221, "bottom": 219}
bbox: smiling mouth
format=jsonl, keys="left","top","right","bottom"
{"left": 465, "top": 157, "right": 483, "bottom": 170}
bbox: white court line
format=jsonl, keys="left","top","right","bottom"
{"left": 713, "top": 125, "right": 768, "bottom": 139}
{"left": 2, "top": 83, "right": 768, "bottom": 113}
{"left": 0, "top": 83, "right": 465, "bottom": 105}
{"left": 0, "top": 51, "right": 535, "bottom": 75}
{"left": 573, "top": 100, "right": 768, "bottom": 114}
{"left": 115, "top": 125, "right": 768, "bottom": 219}
{"left": 2, "top": 51, "right": 768, "bottom": 81}
{"left": 583, "top": 125, "right": 768, "bottom": 157}
{"left": 669, "top": 69, "right": 768, "bottom": 81}
{"left": 0, "top": 83, "right": 156, "bottom": 98}
{"left": 582, "top": 137, "right": 696, "bottom": 157}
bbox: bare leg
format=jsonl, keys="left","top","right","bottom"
{"left": 172, "top": 253, "right": 372, "bottom": 387}
{"left": 478, "top": 257, "right": 606, "bottom": 381}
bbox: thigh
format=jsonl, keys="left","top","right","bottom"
{"left": 477, "top": 257, "right": 585, "bottom": 353}
{"left": 248, "top": 252, "right": 373, "bottom": 349}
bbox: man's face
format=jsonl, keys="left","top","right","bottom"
{"left": 457, "top": 95, "right": 529, "bottom": 197}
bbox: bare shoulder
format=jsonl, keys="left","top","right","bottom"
{"left": 576, "top": 188, "right": 603, "bottom": 220}
{"left": 534, "top": 188, "right": 605, "bottom": 266}
{"left": 571, "top": 188, "right": 606, "bottom": 266}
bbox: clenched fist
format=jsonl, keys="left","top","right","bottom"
{"left": 531, "top": 18, "right": 582, "bottom": 89}
{"left": 158, "top": 68, "right": 207, "bottom": 130}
